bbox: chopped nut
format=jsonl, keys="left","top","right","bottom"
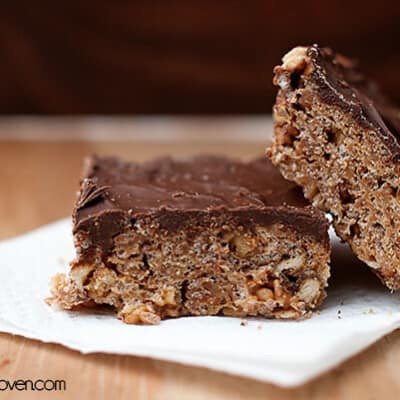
{"left": 230, "top": 235, "right": 257, "bottom": 257}
{"left": 70, "top": 264, "right": 94, "bottom": 286}
{"left": 274, "top": 107, "right": 290, "bottom": 124}
{"left": 152, "top": 287, "right": 176, "bottom": 306}
{"left": 282, "top": 46, "right": 308, "bottom": 72}
{"left": 297, "top": 279, "right": 320, "bottom": 303}
{"left": 274, "top": 254, "right": 304, "bottom": 275}
{"left": 163, "top": 287, "right": 176, "bottom": 305}
{"left": 256, "top": 288, "right": 274, "bottom": 301}
{"left": 273, "top": 279, "right": 283, "bottom": 298}
{"left": 87, "top": 267, "right": 118, "bottom": 299}
{"left": 119, "top": 302, "right": 161, "bottom": 325}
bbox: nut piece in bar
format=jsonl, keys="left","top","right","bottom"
{"left": 48, "top": 155, "right": 330, "bottom": 324}
{"left": 268, "top": 44, "right": 400, "bottom": 289}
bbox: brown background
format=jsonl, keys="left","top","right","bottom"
{"left": 1, "top": 1, "right": 400, "bottom": 114}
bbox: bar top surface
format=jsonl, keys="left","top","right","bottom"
{"left": 74, "top": 155, "right": 327, "bottom": 243}
{"left": 76, "top": 155, "right": 311, "bottom": 217}
{"left": 305, "top": 44, "right": 400, "bottom": 158}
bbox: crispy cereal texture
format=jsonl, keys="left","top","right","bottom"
{"left": 49, "top": 215, "right": 330, "bottom": 324}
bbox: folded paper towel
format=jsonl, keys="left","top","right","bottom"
{"left": 0, "top": 219, "right": 399, "bottom": 387}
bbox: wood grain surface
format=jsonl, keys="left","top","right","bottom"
{"left": 1, "top": 117, "right": 400, "bottom": 399}
{"left": 1, "top": 1, "right": 400, "bottom": 114}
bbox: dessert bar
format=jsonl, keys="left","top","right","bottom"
{"left": 49, "top": 155, "right": 330, "bottom": 323}
{"left": 268, "top": 44, "right": 400, "bottom": 289}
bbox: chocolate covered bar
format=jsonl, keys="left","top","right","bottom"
{"left": 49, "top": 155, "right": 330, "bottom": 324}
{"left": 268, "top": 44, "right": 400, "bottom": 289}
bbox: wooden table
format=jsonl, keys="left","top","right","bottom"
{"left": 0, "top": 117, "right": 399, "bottom": 399}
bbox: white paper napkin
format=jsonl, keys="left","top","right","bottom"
{"left": 0, "top": 219, "right": 399, "bottom": 387}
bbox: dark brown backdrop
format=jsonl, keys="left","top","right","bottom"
{"left": 1, "top": 1, "right": 399, "bottom": 114}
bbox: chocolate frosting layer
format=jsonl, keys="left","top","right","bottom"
{"left": 307, "top": 44, "right": 400, "bottom": 160}
{"left": 74, "top": 155, "right": 328, "bottom": 253}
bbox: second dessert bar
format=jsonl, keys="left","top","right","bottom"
{"left": 268, "top": 44, "right": 400, "bottom": 289}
